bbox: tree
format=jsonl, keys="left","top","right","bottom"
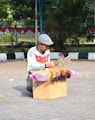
{"left": 0, "top": 0, "right": 94, "bottom": 48}
{"left": 9, "top": 0, "right": 35, "bottom": 27}
{"left": 43, "top": 0, "right": 94, "bottom": 50}
{"left": 0, "top": 0, "right": 9, "bottom": 19}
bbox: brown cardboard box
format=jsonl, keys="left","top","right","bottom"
{"left": 33, "top": 78, "right": 67, "bottom": 99}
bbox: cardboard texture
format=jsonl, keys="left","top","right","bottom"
{"left": 33, "top": 78, "right": 67, "bottom": 99}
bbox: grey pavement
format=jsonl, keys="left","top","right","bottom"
{"left": 0, "top": 60, "right": 95, "bottom": 120}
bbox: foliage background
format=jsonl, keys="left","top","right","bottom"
{"left": 0, "top": 0, "right": 95, "bottom": 52}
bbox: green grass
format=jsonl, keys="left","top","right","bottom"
{"left": 0, "top": 33, "right": 95, "bottom": 53}
{"left": 0, "top": 32, "right": 11, "bottom": 42}
{"left": 0, "top": 32, "right": 35, "bottom": 43}
{"left": 0, "top": 46, "right": 29, "bottom": 53}
{"left": 0, "top": 45, "right": 95, "bottom": 53}
{"left": 64, "top": 45, "right": 95, "bottom": 52}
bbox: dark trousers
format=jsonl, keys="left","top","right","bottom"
{"left": 26, "top": 72, "right": 33, "bottom": 93}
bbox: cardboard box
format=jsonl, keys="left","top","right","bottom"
{"left": 33, "top": 78, "right": 67, "bottom": 99}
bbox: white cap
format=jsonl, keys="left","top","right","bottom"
{"left": 37, "top": 34, "right": 54, "bottom": 46}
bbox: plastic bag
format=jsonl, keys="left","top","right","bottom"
{"left": 29, "top": 69, "right": 49, "bottom": 82}
{"left": 69, "top": 70, "right": 79, "bottom": 78}
{"left": 58, "top": 52, "right": 70, "bottom": 67}
{"left": 29, "top": 68, "right": 78, "bottom": 82}
{"left": 58, "top": 52, "right": 64, "bottom": 67}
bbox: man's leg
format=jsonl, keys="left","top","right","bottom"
{"left": 26, "top": 74, "right": 33, "bottom": 93}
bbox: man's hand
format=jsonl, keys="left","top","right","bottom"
{"left": 46, "top": 61, "right": 59, "bottom": 68}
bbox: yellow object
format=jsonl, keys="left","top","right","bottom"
{"left": 49, "top": 67, "right": 67, "bottom": 80}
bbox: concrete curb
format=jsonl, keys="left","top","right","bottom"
{"left": 0, "top": 52, "right": 95, "bottom": 61}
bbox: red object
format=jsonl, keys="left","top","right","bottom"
{"left": 89, "top": 28, "right": 95, "bottom": 33}
{"left": 8, "top": 27, "right": 13, "bottom": 32}
{"left": 0, "top": 27, "right": 6, "bottom": 32}
{"left": 0, "top": 27, "right": 39, "bottom": 33}
{"left": 35, "top": 54, "right": 50, "bottom": 63}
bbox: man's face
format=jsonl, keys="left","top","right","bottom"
{"left": 38, "top": 43, "right": 49, "bottom": 53}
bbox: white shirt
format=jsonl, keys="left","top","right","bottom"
{"left": 27, "top": 46, "right": 50, "bottom": 72}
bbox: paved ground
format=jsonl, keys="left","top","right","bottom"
{"left": 0, "top": 60, "right": 95, "bottom": 120}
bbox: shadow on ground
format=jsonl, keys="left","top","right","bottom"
{"left": 13, "top": 85, "right": 32, "bottom": 98}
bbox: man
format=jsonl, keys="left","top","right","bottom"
{"left": 26, "top": 34, "right": 58, "bottom": 92}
